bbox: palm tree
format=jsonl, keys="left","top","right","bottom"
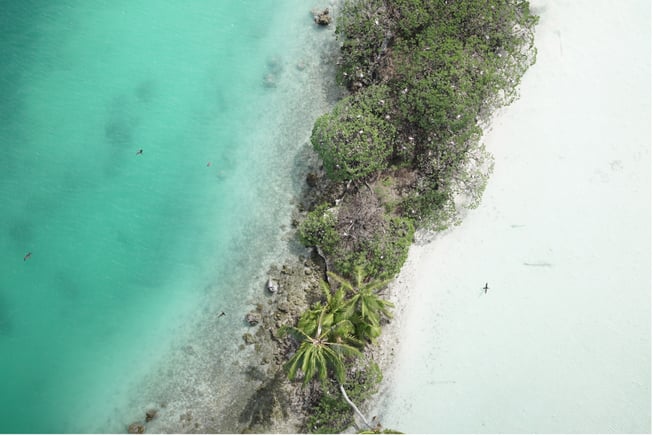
{"left": 298, "top": 281, "right": 352, "bottom": 339}
{"left": 285, "top": 305, "right": 359, "bottom": 386}
{"left": 284, "top": 306, "right": 373, "bottom": 430}
{"left": 328, "top": 267, "right": 394, "bottom": 342}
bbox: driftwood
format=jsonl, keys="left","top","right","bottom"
{"left": 339, "top": 384, "right": 372, "bottom": 430}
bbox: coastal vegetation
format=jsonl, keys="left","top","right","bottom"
{"left": 282, "top": 270, "right": 393, "bottom": 432}
{"left": 282, "top": 0, "right": 538, "bottom": 432}
{"left": 299, "top": 203, "right": 340, "bottom": 255}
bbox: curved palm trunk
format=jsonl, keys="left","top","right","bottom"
{"left": 339, "top": 383, "right": 372, "bottom": 430}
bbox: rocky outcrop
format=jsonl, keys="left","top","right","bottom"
{"left": 306, "top": 172, "right": 318, "bottom": 188}
{"left": 127, "top": 422, "right": 145, "bottom": 434}
{"left": 266, "top": 276, "right": 279, "bottom": 293}
{"left": 145, "top": 409, "right": 158, "bottom": 422}
{"left": 313, "top": 8, "right": 332, "bottom": 26}
{"left": 246, "top": 311, "right": 261, "bottom": 326}
{"left": 237, "top": 257, "right": 324, "bottom": 432}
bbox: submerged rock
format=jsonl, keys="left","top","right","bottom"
{"left": 277, "top": 301, "right": 290, "bottom": 313}
{"left": 306, "top": 172, "right": 318, "bottom": 187}
{"left": 313, "top": 8, "right": 331, "bottom": 25}
{"left": 266, "top": 56, "right": 283, "bottom": 75}
{"left": 127, "top": 422, "right": 145, "bottom": 434}
{"left": 179, "top": 411, "right": 192, "bottom": 423}
{"left": 246, "top": 312, "right": 261, "bottom": 326}
{"left": 145, "top": 409, "right": 158, "bottom": 422}
{"left": 262, "top": 73, "right": 277, "bottom": 88}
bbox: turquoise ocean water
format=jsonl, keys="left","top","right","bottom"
{"left": 0, "top": 2, "right": 339, "bottom": 432}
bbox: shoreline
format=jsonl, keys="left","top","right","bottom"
{"left": 112, "top": 4, "right": 348, "bottom": 433}
{"left": 229, "top": 1, "right": 542, "bottom": 433}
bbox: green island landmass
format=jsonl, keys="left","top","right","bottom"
{"left": 234, "top": 1, "right": 539, "bottom": 433}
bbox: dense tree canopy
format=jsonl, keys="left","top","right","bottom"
{"left": 311, "top": 85, "right": 396, "bottom": 182}
{"left": 318, "top": 0, "right": 538, "bottom": 228}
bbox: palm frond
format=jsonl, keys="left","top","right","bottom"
{"left": 328, "top": 341, "right": 363, "bottom": 358}
{"left": 285, "top": 325, "right": 312, "bottom": 341}
{"left": 319, "top": 279, "right": 332, "bottom": 299}
{"left": 327, "top": 271, "right": 355, "bottom": 292}
{"left": 354, "top": 265, "right": 366, "bottom": 289}
{"left": 284, "top": 349, "right": 301, "bottom": 381}
{"left": 362, "top": 277, "right": 392, "bottom": 294}
{"left": 323, "top": 345, "right": 348, "bottom": 384}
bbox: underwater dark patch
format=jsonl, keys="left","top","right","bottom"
{"left": 0, "top": 293, "right": 13, "bottom": 336}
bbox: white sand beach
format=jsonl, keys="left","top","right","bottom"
{"left": 373, "top": 0, "right": 651, "bottom": 433}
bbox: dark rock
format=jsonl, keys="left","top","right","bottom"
{"left": 127, "top": 423, "right": 145, "bottom": 434}
{"left": 266, "top": 56, "right": 283, "bottom": 75}
{"left": 246, "top": 312, "right": 261, "bottom": 326}
{"left": 246, "top": 365, "right": 267, "bottom": 381}
{"left": 291, "top": 210, "right": 301, "bottom": 228}
{"left": 243, "top": 333, "right": 255, "bottom": 345}
{"left": 314, "top": 8, "right": 332, "bottom": 25}
{"left": 145, "top": 409, "right": 158, "bottom": 422}
{"left": 262, "top": 73, "right": 277, "bottom": 88}
{"left": 306, "top": 172, "right": 318, "bottom": 187}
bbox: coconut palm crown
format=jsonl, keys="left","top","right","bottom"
{"left": 284, "top": 305, "right": 361, "bottom": 386}
{"left": 327, "top": 267, "right": 395, "bottom": 341}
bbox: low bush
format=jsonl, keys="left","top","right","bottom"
{"left": 304, "top": 361, "right": 383, "bottom": 434}
{"left": 311, "top": 85, "right": 396, "bottom": 182}
{"left": 299, "top": 204, "right": 340, "bottom": 254}
{"left": 334, "top": 216, "right": 414, "bottom": 280}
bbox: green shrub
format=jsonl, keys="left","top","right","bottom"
{"left": 305, "top": 389, "right": 352, "bottom": 434}
{"left": 299, "top": 204, "right": 340, "bottom": 254}
{"left": 311, "top": 85, "right": 396, "bottom": 182}
{"left": 305, "top": 361, "right": 383, "bottom": 434}
{"left": 336, "top": 0, "right": 392, "bottom": 89}
{"left": 335, "top": 216, "right": 414, "bottom": 280}
{"left": 400, "top": 186, "right": 457, "bottom": 231}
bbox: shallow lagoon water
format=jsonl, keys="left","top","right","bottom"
{"left": 0, "top": 1, "right": 339, "bottom": 432}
